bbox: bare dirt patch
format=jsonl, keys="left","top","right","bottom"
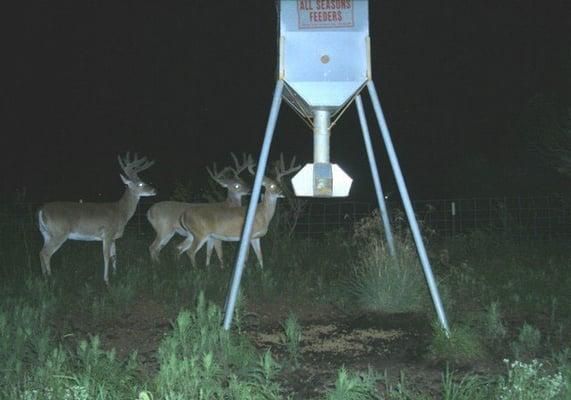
{"left": 242, "top": 300, "right": 445, "bottom": 397}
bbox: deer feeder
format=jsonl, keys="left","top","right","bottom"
{"left": 278, "top": 0, "right": 369, "bottom": 197}
{"left": 223, "top": 0, "right": 451, "bottom": 337}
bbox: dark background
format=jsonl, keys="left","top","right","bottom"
{"left": 2, "top": 0, "right": 569, "bottom": 203}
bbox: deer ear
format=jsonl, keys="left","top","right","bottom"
{"left": 120, "top": 174, "right": 130, "bottom": 185}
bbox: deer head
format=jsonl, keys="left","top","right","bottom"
{"left": 206, "top": 156, "right": 251, "bottom": 198}
{"left": 247, "top": 153, "right": 301, "bottom": 200}
{"left": 117, "top": 152, "right": 156, "bottom": 197}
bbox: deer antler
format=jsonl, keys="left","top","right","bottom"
{"left": 230, "top": 152, "right": 256, "bottom": 176}
{"left": 274, "top": 153, "right": 301, "bottom": 182}
{"left": 206, "top": 162, "right": 235, "bottom": 187}
{"left": 118, "top": 152, "right": 155, "bottom": 180}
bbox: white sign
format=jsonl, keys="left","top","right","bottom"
{"left": 297, "top": 0, "right": 354, "bottom": 29}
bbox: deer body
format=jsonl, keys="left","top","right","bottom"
{"left": 147, "top": 200, "right": 188, "bottom": 234}
{"left": 147, "top": 196, "right": 242, "bottom": 265}
{"left": 184, "top": 195, "right": 277, "bottom": 242}
{"left": 38, "top": 153, "right": 155, "bottom": 284}
{"left": 176, "top": 175, "right": 291, "bottom": 269}
{"left": 41, "top": 191, "right": 140, "bottom": 241}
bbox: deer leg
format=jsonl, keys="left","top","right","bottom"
{"left": 39, "top": 234, "right": 67, "bottom": 277}
{"left": 187, "top": 235, "right": 209, "bottom": 267}
{"left": 180, "top": 232, "right": 197, "bottom": 262}
{"left": 110, "top": 241, "right": 117, "bottom": 274}
{"left": 206, "top": 239, "right": 224, "bottom": 268}
{"left": 176, "top": 235, "right": 194, "bottom": 261}
{"left": 214, "top": 240, "right": 223, "bottom": 269}
{"left": 250, "top": 238, "right": 263, "bottom": 269}
{"left": 149, "top": 230, "right": 175, "bottom": 263}
{"left": 205, "top": 239, "right": 214, "bottom": 267}
{"left": 102, "top": 238, "right": 112, "bottom": 285}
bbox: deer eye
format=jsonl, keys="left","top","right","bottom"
{"left": 235, "top": 184, "right": 240, "bottom": 189}
{"left": 270, "top": 184, "right": 276, "bottom": 189}
{"left": 138, "top": 183, "right": 144, "bottom": 187}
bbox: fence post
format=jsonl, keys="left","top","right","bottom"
{"left": 474, "top": 198, "right": 478, "bottom": 231}
{"left": 547, "top": 196, "right": 552, "bottom": 239}
{"left": 451, "top": 201, "right": 456, "bottom": 237}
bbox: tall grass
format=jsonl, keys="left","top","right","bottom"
{"left": 346, "top": 235, "right": 433, "bottom": 313}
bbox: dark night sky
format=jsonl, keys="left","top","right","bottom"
{"left": 2, "top": 1, "right": 569, "bottom": 203}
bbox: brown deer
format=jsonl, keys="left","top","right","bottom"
{"left": 176, "top": 154, "right": 300, "bottom": 268}
{"left": 38, "top": 153, "right": 156, "bottom": 284}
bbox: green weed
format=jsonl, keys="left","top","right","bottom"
{"left": 283, "top": 313, "right": 302, "bottom": 366}
{"left": 324, "top": 367, "right": 380, "bottom": 400}
{"left": 512, "top": 323, "right": 542, "bottom": 360}
{"left": 496, "top": 359, "right": 565, "bottom": 400}
{"left": 441, "top": 366, "right": 491, "bottom": 400}
{"left": 481, "top": 301, "right": 508, "bottom": 352}
{"left": 428, "top": 320, "right": 486, "bottom": 365}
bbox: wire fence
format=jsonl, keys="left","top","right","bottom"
{"left": 275, "top": 194, "right": 571, "bottom": 240}
{"left": 291, "top": 200, "right": 374, "bottom": 238}
{"left": 411, "top": 195, "right": 571, "bottom": 240}
{"left": 2, "top": 194, "right": 571, "bottom": 244}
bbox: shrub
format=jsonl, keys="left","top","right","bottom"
{"left": 496, "top": 359, "right": 565, "bottom": 400}
{"left": 347, "top": 236, "right": 432, "bottom": 314}
{"left": 428, "top": 321, "right": 486, "bottom": 365}
{"left": 481, "top": 301, "right": 508, "bottom": 351}
{"left": 553, "top": 348, "right": 571, "bottom": 399}
{"left": 511, "top": 323, "right": 542, "bottom": 360}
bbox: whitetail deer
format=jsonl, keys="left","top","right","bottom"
{"left": 38, "top": 153, "right": 156, "bottom": 284}
{"left": 147, "top": 153, "right": 253, "bottom": 266}
{"left": 176, "top": 154, "right": 300, "bottom": 268}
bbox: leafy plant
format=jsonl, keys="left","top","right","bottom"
{"left": 153, "top": 292, "right": 285, "bottom": 399}
{"left": 283, "top": 313, "right": 302, "bottom": 366}
{"left": 496, "top": 359, "right": 565, "bottom": 400}
{"left": 481, "top": 301, "right": 508, "bottom": 351}
{"left": 324, "top": 367, "right": 380, "bottom": 400}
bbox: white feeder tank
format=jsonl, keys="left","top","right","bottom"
{"left": 278, "top": 0, "right": 370, "bottom": 197}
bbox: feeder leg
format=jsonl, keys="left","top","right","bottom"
{"left": 355, "top": 94, "right": 395, "bottom": 256}
{"left": 366, "top": 81, "right": 450, "bottom": 336}
{"left": 223, "top": 80, "right": 284, "bottom": 330}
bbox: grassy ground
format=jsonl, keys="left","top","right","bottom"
{"left": 0, "top": 208, "right": 570, "bottom": 398}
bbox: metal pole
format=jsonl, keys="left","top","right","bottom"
{"left": 313, "top": 110, "right": 331, "bottom": 163}
{"left": 223, "top": 80, "right": 284, "bottom": 330}
{"left": 355, "top": 95, "right": 395, "bottom": 256}
{"left": 366, "top": 80, "right": 450, "bottom": 335}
